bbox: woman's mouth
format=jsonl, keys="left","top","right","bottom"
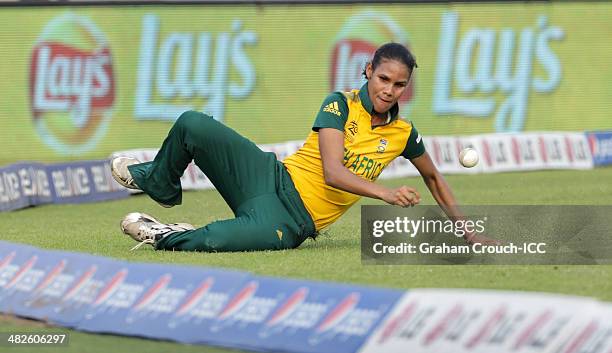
{"left": 378, "top": 96, "right": 391, "bottom": 104}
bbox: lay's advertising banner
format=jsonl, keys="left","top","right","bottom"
{"left": 1, "top": 3, "right": 612, "bottom": 164}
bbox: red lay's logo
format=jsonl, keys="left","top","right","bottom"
{"left": 330, "top": 11, "right": 415, "bottom": 110}
{"left": 29, "top": 13, "right": 115, "bottom": 156}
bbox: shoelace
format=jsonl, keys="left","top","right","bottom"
{"left": 114, "top": 159, "right": 138, "bottom": 189}
{"left": 125, "top": 176, "right": 135, "bottom": 188}
{"left": 121, "top": 169, "right": 137, "bottom": 188}
{"left": 130, "top": 223, "right": 170, "bottom": 251}
{"left": 130, "top": 238, "right": 154, "bottom": 251}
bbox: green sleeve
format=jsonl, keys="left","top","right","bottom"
{"left": 312, "top": 92, "right": 349, "bottom": 132}
{"left": 401, "top": 122, "right": 426, "bottom": 159}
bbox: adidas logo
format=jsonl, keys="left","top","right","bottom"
{"left": 323, "top": 101, "right": 342, "bottom": 116}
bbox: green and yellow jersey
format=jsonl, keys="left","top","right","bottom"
{"left": 283, "top": 83, "right": 425, "bottom": 231}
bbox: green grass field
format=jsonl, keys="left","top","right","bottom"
{"left": 2, "top": 168, "right": 612, "bottom": 353}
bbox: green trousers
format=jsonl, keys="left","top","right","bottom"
{"left": 128, "top": 111, "right": 316, "bottom": 252}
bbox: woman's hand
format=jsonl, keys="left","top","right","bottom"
{"left": 464, "top": 232, "right": 502, "bottom": 245}
{"left": 381, "top": 186, "right": 421, "bottom": 207}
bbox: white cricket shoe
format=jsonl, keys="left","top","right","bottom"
{"left": 111, "top": 156, "right": 141, "bottom": 190}
{"left": 111, "top": 156, "right": 173, "bottom": 208}
{"left": 120, "top": 212, "right": 195, "bottom": 251}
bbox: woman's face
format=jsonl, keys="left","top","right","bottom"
{"left": 366, "top": 58, "right": 411, "bottom": 114}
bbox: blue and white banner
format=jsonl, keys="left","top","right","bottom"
{"left": 586, "top": 131, "right": 612, "bottom": 166}
{"left": 0, "top": 242, "right": 37, "bottom": 312}
{"left": 197, "top": 277, "right": 401, "bottom": 353}
{"left": 5, "top": 251, "right": 123, "bottom": 328}
{"left": 2, "top": 240, "right": 612, "bottom": 353}
{"left": 46, "top": 160, "right": 129, "bottom": 204}
{"left": 0, "top": 241, "right": 402, "bottom": 353}
{"left": 78, "top": 263, "right": 251, "bottom": 340}
{"left": 0, "top": 160, "right": 128, "bottom": 212}
{"left": 0, "top": 163, "right": 51, "bottom": 212}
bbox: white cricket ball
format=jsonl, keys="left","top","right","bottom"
{"left": 459, "top": 147, "right": 479, "bottom": 168}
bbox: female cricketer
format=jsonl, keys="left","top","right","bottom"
{"left": 111, "top": 42, "right": 495, "bottom": 251}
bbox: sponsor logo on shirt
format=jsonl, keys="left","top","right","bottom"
{"left": 323, "top": 102, "right": 342, "bottom": 116}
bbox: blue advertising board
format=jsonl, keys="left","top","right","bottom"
{"left": 0, "top": 241, "right": 404, "bottom": 353}
{"left": 0, "top": 160, "right": 128, "bottom": 212}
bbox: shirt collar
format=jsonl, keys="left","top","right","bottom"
{"left": 358, "top": 82, "right": 400, "bottom": 122}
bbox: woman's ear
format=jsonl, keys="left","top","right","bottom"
{"left": 365, "top": 62, "right": 373, "bottom": 80}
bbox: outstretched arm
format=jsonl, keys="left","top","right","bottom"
{"left": 410, "top": 152, "right": 458, "bottom": 209}
{"left": 318, "top": 128, "right": 420, "bottom": 207}
{"left": 410, "top": 152, "right": 499, "bottom": 245}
